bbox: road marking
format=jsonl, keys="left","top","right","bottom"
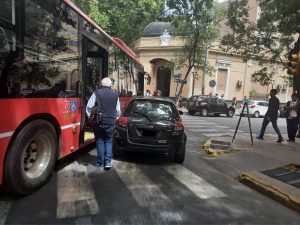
{"left": 202, "top": 133, "right": 233, "bottom": 137}
{"left": 113, "top": 161, "right": 182, "bottom": 223}
{"left": 56, "top": 161, "right": 100, "bottom": 219}
{"left": 163, "top": 165, "right": 226, "bottom": 199}
{"left": 216, "top": 126, "right": 230, "bottom": 128}
{"left": 183, "top": 122, "right": 216, "bottom": 125}
{"left": 187, "top": 128, "right": 219, "bottom": 132}
{"left": 0, "top": 201, "right": 12, "bottom": 225}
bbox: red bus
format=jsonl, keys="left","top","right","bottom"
{"left": 0, "top": 0, "right": 144, "bottom": 194}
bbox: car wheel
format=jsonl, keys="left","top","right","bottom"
{"left": 253, "top": 111, "right": 260, "bottom": 118}
{"left": 188, "top": 110, "right": 195, "bottom": 115}
{"left": 227, "top": 109, "right": 234, "bottom": 117}
{"left": 200, "top": 108, "right": 208, "bottom": 117}
{"left": 175, "top": 146, "right": 186, "bottom": 164}
{"left": 112, "top": 141, "right": 123, "bottom": 158}
{"left": 4, "top": 120, "right": 58, "bottom": 195}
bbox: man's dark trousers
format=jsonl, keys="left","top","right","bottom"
{"left": 287, "top": 118, "right": 299, "bottom": 141}
{"left": 259, "top": 116, "right": 283, "bottom": 139}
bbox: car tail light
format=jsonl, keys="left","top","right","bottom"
{"left": 250, "top": 105, "right": 256, "bottom": 108}
{"left": 116, "top": 117, "right": 128, "bottom": 128}
{"left": 173, "top": 120, "right": 184, "bottom": 132}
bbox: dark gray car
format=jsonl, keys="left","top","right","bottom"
{"left": 186, "top": 96, "right": 235, "bottom": 117}
{"left": 113, "top": 97, "right": 186, "bottom": 163}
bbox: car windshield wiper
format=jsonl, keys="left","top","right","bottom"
{"left": 133, "top": 111, "right": 152, "bottom": 122}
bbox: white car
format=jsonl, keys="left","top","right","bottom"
{"left": 241, "top": 100, "right": 280, "bottom": 118}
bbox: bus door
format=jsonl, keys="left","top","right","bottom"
{"left": 80, "top": 36, "right": 108, "bottom": 144}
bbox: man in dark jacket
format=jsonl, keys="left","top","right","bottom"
{"left": 86, "top": 77, "right": 120, "bottom": 169}
{"left": 257, "top": 89, "right": 283, "bottom": 143}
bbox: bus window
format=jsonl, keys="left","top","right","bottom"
{"left": 0, "top": 27, "right": 11, "bottom": 79}
{"left": 22, "top": 0, "right": 80, "bottom": 98}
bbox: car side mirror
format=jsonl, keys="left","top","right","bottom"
{"left": 178, "top": 110, "right": 183, "bottom": 115}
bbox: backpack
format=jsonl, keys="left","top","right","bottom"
{"left": 88, "top": 91, "right": 103, "bottom": 127}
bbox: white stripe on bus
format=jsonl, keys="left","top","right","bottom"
{"left": 0, "top": 131, "right": 14, "bottom": 139}
{"left": 61, "top": 122, "right": 81, "bottom": 130}
{"left": 0, "top": 122, "right": 81, "bottom": 139}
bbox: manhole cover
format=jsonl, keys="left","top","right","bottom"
{"left": 210, "top": 140, "right": 231, "bottom": 150}
{"left": 262, "top": 164, "right": 300, "bottom": 189}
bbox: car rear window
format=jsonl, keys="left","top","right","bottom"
{"left": 123, "top": 100, "right": 180, "bottom": 121}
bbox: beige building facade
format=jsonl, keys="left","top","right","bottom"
{"left": 134, "top": 1, "right": 292, "bottom": 103}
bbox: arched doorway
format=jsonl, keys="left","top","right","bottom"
{"left": 156, "top": 66, "right": 171, "bottom": 97}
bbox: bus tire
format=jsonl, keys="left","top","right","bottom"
{"left": 4, "top": 120, "right": 58, "bottom": 195}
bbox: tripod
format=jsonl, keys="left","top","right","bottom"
{"left": 232, "top": 101, "right": 253, "bottom": 145}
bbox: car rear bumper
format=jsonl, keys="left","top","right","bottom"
{"left": 113, "top": 136, "right": 186, "bottom": 155}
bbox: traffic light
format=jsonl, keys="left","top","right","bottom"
{"left": 287, "top": 52, "right": 300, "bottom": 76}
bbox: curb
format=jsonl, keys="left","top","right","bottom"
{"left": 240, "top": 171, "right": 300, "bottom": 212}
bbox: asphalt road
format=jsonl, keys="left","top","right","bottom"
{"left": 0, "top": 114, "right": 299, "bottom": 224}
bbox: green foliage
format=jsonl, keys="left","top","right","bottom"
{"left": 72, "top": 0, "right": 164, "bottom": 44}
{"left": 221, "top": 0, "right": 300, "bottom": 86}
{"left": 166, "top": 0, "right": 222, "bottom": 96}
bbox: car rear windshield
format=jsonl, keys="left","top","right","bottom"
{"left": 123, "top": 100, "right": 180, "bottom": 121}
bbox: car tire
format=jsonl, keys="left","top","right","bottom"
{"left": 200, "top": 108, "right": 208, "bottom": 117}
{"left": 3, "top": 120, "right": 58, "bottom": 195}
{"left": 112, "top": 143, "right": 122, "bottom": 158}
{"left": 188, "top": 110, "right": 195, "bottom": 115}
{"left": 253, "top": 111, "right": 260, "bottom": 118}
{"left": 227, "top": 109, "right": 234, "bottom": 117}
{"left": 175, "top": 146, "right": 186, "bottom": 164}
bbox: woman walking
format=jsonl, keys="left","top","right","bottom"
{"left": 285, "top": 93, "right": 300, "bottom": 142}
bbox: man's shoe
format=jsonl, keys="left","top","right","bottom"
{"left": 95, "top": 162, "right": 104, "bottom": 168}
{"left": 287, "top": 139, "right": 295, "bottom": 142}
{"left": 296, "top": 135, "right": 300, "bottom": 138}
{"left": 104, "top": 163, "right": 112, "bottom": 170}
{"left": 256, "top": 136, "right": 264, "bottom": 140}
{"left": 276, "top": 138, "right": 284, "bottom": 143}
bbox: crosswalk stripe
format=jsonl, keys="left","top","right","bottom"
{"left": 0, "top": 201, "right": 12, "bottom": 225}
{"left": 113, "top": 161, "right": 182, "bottom": 223}
{"left": 56, "top": 161, "right": 100, "bottom": 219}
{"left": 187, "top": 128, "right": 219, "bottom": 132}
{"left": 202, "top": 133, "right": 233, "bottom": 137}
{"left": 163, "top": 165, "right": 226, "bottom": 199}
{"left": 183, "top": 122, "right": 216, "bottom": 125}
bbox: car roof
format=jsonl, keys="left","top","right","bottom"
{"left": 133, "top": 96, "right": 176, "bottom": 104}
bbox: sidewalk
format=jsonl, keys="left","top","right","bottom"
{"left": 202, "top": 134, "right": 300, "bottom": 212}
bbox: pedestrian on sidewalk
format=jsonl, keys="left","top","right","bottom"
{"left": 86, "top": 77, "right": 121, "bottom": 170}
{"left": 257, "top": 89, "right": 284, "bottom": 143}
{"left": 285, "top": 93, "right": 300, "bottom": 142}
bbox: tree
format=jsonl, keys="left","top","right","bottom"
{"left": 221, "top": 0, "right": 300, "bottom": 87}
{"left": 72, "top": 0, "right": 164, "bottom": 45}
{"left": 165, "top": 0, "right": 222, "bottom": 98}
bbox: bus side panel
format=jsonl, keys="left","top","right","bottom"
{"left": 0, "top": 98, "right": 82, "bottom": 185}
{"left": 0, "top": 137, "right": 11, "bottom": 185}
{"left": 119, "top": 97, "right": 134, "bottom": 112}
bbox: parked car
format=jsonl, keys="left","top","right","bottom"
{"left": 169, "top": 96, "right": 189, "bottom": 108}
{"left": 113, "top": 97, "right": 186, "bottom": 163}
{"left": 240, "top": 100, "right": 268, "bottom": 118}
{"left": 242, "top": 100, "right": 280, "bottom": 118}
{"left": 186, "top": 95, "right": 235, "bottom": 117}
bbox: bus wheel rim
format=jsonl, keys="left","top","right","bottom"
{"left": 22, "top": 133, "right": 52, "bottom": 179}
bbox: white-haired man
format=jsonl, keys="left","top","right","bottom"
{"left": 86, "top": 77, "right": 121, "bottom": 170}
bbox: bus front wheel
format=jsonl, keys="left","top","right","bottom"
{"left": 4, "top": 120, "right": 58, "bottom": 195}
